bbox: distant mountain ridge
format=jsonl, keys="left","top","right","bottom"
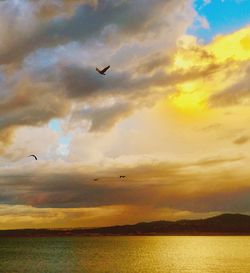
{"left": 1, "top": 214, "right": 250, "bottom": 237}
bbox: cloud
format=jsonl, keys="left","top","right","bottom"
{"left": 1, "top": 1, "right": 250, "bottom": 229}
{"left": 75, "top": 103, "right": 133, "bottom": 132}
{"left": 209, "top": 63, "right": 250, "bottom": 107}
{"left": 166, "top": 26, "right": 250, "bottom": 115}
{"left": 135, "top": 52, "right": 172, "bottom": 74}
{"left": 0, "top": 77, "right": 69, "bottom": 153}
{"left": 0, "top": 203, "right": 220, "bottom": 229}
{"left": 192, "top": 156, "right": 245, "bottom": 167}
{"left": 32, "top": 0, "right": 97, "bottom": 20}
{"left": 0, "top": 0, "right": 196, "bottom": 152}
{"left": 0, "top": 156, "right": 248, "bottom": 212}
{"left": 203, "top": 0, "right": 211, "bottom": 4}
{"left": 54, "top": 59, "right": 227, "bottom": 136}
{"left": 233, "top": 136, "right": 249, "bottom": 145}
{"left": 0, "top": 0, "right": 193, "bottom": 65}
{"left": 0, "top": 50, "right": 221, "bottom": 152}
{"left": 192, "top": 15, "right": 210, "bottom": 30}
{"left": 0, "top": 128, "right": 14, "bottom": 155}
{"left": 1, "top": 31, "right": 243, "bottom": 159}
{"left": 0, "top": 3, "right": 248, "bottom": 150}
{"left": 200, "top": 123, "right": 222, "bottom": 131}
{"left": 0, "top": 204, "right": 128, "bottom": 229}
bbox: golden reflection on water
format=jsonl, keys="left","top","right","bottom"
{"left": 150, "top": 236, "right": 250, "bottom": 273}
{"left": 1, "top": 236, "right": 250, "bottom": 273}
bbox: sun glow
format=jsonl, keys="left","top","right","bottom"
{"left": 167, "top": 26, "right": 250, "bottom": 116}
{"left": 207, "top": 27, "right": 250, "bottom": 62}
{"left": 169, "top": 81, "right": 207, "bottom": 114}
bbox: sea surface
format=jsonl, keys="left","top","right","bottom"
{"left": 0, "top": 236, "right": 250, "bottom": 273}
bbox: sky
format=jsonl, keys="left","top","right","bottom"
{"left": 0, "top": 0, "right": 250, "bottom": 229}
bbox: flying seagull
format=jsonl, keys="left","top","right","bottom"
{"left": 96, "top": 65, "right": 110, "bottom": 75}
{"left": 28, "top": 154, "right": 38, "bottom": 160}
{"left": 120, "top": 176, "right": 126, "bottom": 179}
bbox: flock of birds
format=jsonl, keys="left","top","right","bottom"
{"left": 28, "top": 65, "right": 127, "bottom": 181}
{"left": 93, "top": 176, "right": 127, "bottom": 182}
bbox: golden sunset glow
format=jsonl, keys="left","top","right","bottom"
{"left": 169, "top": 81, "right": 207, "bottom": 114}
{"left": 167, "top": 25, "right": 250, "bottom": 118}
{"left": 0, "top": 0, "right": 250, "bottom": 229}
{"left": 207, "top": 26, "right": 250, "bottom": 62}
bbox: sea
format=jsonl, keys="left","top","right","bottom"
{"left": 0, "top": 236, "right": 250, "bottom": 273}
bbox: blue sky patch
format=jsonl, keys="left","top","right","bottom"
{"left": 189, "top": 0, "right": 250, "bottom": 42}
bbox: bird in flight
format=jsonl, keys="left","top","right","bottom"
{"left": 96, "top": 65, "right": 110, "bottom": 75}
{"left": 93, "top": 178, "right": 99, "bottom": 181}
{"left": 120, "top": 175, "right": 126, "bottom": 179}
{"left": 28, "top": 154, "right": 38, "bottom": 160}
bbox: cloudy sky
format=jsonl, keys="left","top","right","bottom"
{"left": 0, "top": 0, "right": 250, "bottom": 229}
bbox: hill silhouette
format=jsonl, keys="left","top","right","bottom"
{"left": 1, "top": 214, "right": 250, "bottom": 237}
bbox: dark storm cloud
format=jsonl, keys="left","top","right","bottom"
{"left": 0, "top": 78, "right": 69, "bottom": 152}
{"left": 0, "top": 0, "right": 196, "bottom": 150}
{"left": 0, "top": 57, "right": 230, "bottom": 151}
{"left": 59, "top": 64, "right": 170, "bottom": 99}
{"left": 55, "top": 61, "right": 224, "bottom": 134}
{"left": 60, "top": 65, "right": 132, "bottom": 98}
{"left": 60, "top": 59, "right": 225, "bottom": 100}
{"left": 0, "top": 21, "right": 238, "bottom": 155}
{"left": 0, "top": 0, "right": 186, "bottom": 65}
{"left": 0, "top": 172, "right": 158, "bottom": 208}
{"left": 0, "top": 156, "right": 249, "bottom": 213}
{"left": 0, "top": 82, "right": 68, "bottom": 128}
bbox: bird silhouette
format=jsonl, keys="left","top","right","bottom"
{"left": 96, "top": 65, "right": 110, "bottom": 75}
{"left": 120, "top": 175, "right": 126, "bottom": 179}
{"left": 28, "top": 154, "right": 38, "bottom": 160}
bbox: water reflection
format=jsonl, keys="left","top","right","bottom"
{"left": 0, "top": 236, "right": 250, "bottom": 273}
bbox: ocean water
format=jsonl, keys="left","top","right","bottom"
{"left": 0, "top": 236, "right": 250, "bottom": 273}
